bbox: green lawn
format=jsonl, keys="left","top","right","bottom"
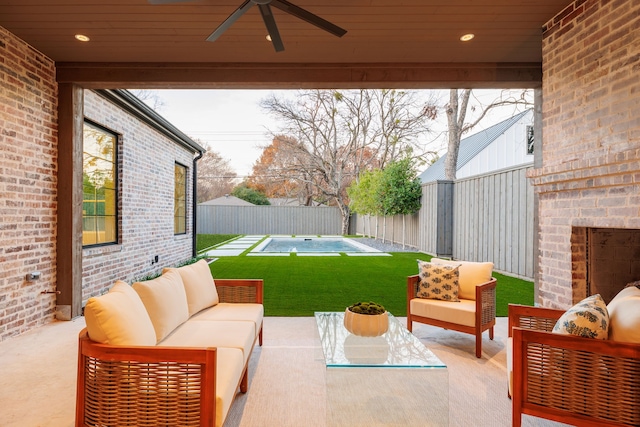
{"left": 204, "top": 245, "right": 533, "bottom": 317}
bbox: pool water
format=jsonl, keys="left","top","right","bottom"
{"left": 256, "top": 237, "right": 376, "bottom": 253}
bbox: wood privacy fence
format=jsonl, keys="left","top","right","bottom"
{"left": 197, "top": 164, "right": 535, "bottom": 280}
{"left": 196, "top": 205, "right": 343, "bottom": 235}
{"left": 352, "top": 164, "right": 535, "bottom": 280}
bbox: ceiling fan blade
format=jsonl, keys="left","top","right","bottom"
{"left": 270, "top": 0, "right": 346, "bottom": 38}
{"left": 148, "top": 0, "right": 194, "bottom": 4}
{"left": 206, "top": 0, "right": 255, "bottom": 42}
{"left": 259, "top": 4, "right": 284, "bottom": 52}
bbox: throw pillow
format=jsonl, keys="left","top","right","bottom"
{"left": 607, "top": 285, "right": 640, "bottom": 343}
{"left": 552, "top": 294, "right": 609, "bottom": 339}
{"left": 430, "top": 258, "right": 494, "bottom": 300}
{"left": 84, "top": 280, "right": 156, "bottom": 346}
{"left": 163, "top": 259, "right": 219, "bottom": 316}
{"left": 416, "top": 260, "right": 460, "bottom": 302}
{"left": 133, "top": 269, "right": 190, "bottom": 343}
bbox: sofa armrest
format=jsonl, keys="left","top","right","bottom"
{"left": 512, "top": 327, "right": 640, "bottom": 427}
{"left": 216, "top": 279, "right": 263, "bottom": 304}
{"left": 507, "top": 304, "right": 564, "bottom": 337}
{"left": 76, "top": 329, "right": 217, "bottom": 427}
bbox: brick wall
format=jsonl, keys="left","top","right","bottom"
{"left": 0, "top": 27, "right": 58, "bottom": 339}
{"left": 528, "top": 0, "right": 640, "bottom": 308}
{"left": 82, "top": 90, "right": 195, "bottom": 301}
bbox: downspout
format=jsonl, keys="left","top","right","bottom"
{"left": 192, "top": 150, "right": 204, "bottom": 258}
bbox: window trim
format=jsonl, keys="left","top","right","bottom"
{"left": 82, "top": 119, "right": 120, "bottom": 248}
{"left": 174, "top": 161, "right": 188, "bottom": 236}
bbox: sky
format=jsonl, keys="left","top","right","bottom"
{"left": 144, "top": 89, "right": 531, "bottom": 178}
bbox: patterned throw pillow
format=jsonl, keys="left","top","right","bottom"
{"left": 416, "top": 260, "right": 460, "bottom": 302}
{"left": 552, "top": 294, "right": 609, "bottom": 339}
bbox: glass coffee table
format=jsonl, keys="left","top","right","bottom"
{"left": 315, "top": 311, "right": 448, "bottom": 426}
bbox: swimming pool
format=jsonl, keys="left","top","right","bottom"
{"left": 252, "top": 236, "right": 379, "bottom": 253}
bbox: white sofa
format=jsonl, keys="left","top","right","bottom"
{"left": 76, "top": 259, "right": 264, "bottom": 427}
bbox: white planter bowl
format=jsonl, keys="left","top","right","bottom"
{"left": 343, "top": 308, "right": 389, "bottom": 337}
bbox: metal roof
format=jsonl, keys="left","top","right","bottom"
{"left": 419, "top": 109, "right": 531, "bottom": 183}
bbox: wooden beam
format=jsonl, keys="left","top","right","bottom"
{"left": 56, "top": 83, "right": 84, "bottom": 320}
{"left": 56, "top": 62, "right": 542, "bottom": 89}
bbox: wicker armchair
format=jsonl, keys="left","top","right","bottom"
{"left": 76, "top": 278, "right": 263, "bottom": 427}
{"left": 509, "top": 304, "right": 640, "bottom": 427}
{"left": 407, "top": 273, "right": 497, "bottom": 358}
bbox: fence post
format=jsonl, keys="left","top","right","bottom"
{"left": 436, "top": 180, "right": 454, "bottom": 258}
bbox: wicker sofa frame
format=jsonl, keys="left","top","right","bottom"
{"left": 76, "top": 278, "right": 263, "bottom": 427}
{"left": 406, "top": 275, "right": 497, "bottom": 358}
{"left": 509, "top": 303, "right": 640, "bottom": 427}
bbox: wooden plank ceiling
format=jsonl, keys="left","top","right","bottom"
{"left": 0, "top": 0, "right": 573, "bottom": 88}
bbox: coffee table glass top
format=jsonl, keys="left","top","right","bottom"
{"left": 314, "top": 311, "right": 446, "bottom": 368}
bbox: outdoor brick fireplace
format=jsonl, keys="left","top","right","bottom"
{"left": 528, "top": 0, "right": 640, "bottom": 309}
{"left": 571, "top": 227, "right": 640, "bottom": 304}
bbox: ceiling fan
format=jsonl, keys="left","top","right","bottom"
{"left": 148, "top": 0, "right": 347, "bottom": 52}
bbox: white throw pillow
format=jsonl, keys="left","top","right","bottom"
{"left": 163, "top": 259, "right": 219, "bottom": 316}
{"left": 430, "top": 258, "right": 494, "bottom": 300}
{"left": 552, "top": 294, "right": 609, "bottom": 339}
{"left": 607, "top": 286, "right": 640, "bottom": 343}
{"left": 133, "top": 269, "right": 190, "bottom": 343}
{"left": 84, "top": 280, "right": 156, "bottom": 346}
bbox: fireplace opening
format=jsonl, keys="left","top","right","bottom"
{"left": 571, "top": 227, "right": 640, "bottom": 304}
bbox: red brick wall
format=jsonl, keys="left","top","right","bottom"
{"left": 0, "top": 27, "right": 58, "bottom": 339}
{"left": 82, "top": 91, "right": 195, "bottom": 301}
{"left": 529, "top": 0, "right": 640, "bottom": 308}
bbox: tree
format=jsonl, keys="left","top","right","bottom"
{"left": 231, "top": 183, "right": 271, "bottom": 205}
{"left": 196, "top": 146, "right": 238, "bottom": 203}
{"left": 247, "top": 135, "right": 317, "bottom": 206}
{"left": 259, "top": 89, "right": 437, "bottom": 234}
{"left": 378, "top": 158, "right": 422, "bottom": 248}
{"left": 444, "top": 89, "right": 533, "bottom": 180}
{"left": 347, "top": 168, "right": 383, "bottom": 238}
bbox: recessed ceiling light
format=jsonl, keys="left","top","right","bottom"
{"left": 75, "top": 34, "right": 90, "bottom": 42}
{"left": 460, "top": 33, "right": 475, "bottom": 42}
{"left": 266, "top": 34, "right": 272, "bottom": 42}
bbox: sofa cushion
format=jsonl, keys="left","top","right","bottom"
{"left": 409, "top": 298, "right": 477, "bottom": 327}
{"left": 84, "top": 280, "right": 156, "bottom": 346}
{"left": 133, "top": 269, "right": 190, "bottom": 343}
{"left": 552, "top": 294, "right": 609, "bottom": 339}
{"left": 417, "top": 260, "right": 460, "bottom": 302}
{"left": 159, "top": 320, "right": 256, "bottom": 365}
{"left": 212, "top": 347, "right": 245, "bottom": 427}
{"left": 430, "top": 258, "right": 494, "bottom": 300}
{"left": 607, "top": 285, "right": 640, "bottom": 343}
{"left": 163, "top": 259, "right": 219, "bottom": 317}
{"left": 190, "top": 303, "right": 264, "bottom": 338}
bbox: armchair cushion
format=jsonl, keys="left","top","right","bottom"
{"left": 163, "top": 259, "right": 219, "bottom": 316}
{"left": 430, "top": 258, "right": 493, "bottom": 300}
{"left": 607, "top": 285, "right": 640, "bottom": 343}
{"left": 417, "top": 260, "right": 460, "bottom": 301}
{"left": 133, "top": 269, "right": 190, "bottom": 343}
{"left": 84, "top": 280, "right": 156, "bottom": 346}
{"left": 552, "top": 294, "right": 609, "bottom": 339}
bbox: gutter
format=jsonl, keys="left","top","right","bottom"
{"left": 192, "top": 150, "right": 204, "bottom": 258}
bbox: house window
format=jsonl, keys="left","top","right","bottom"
{"left": 526, "top": 125, "right": 534, "bottom": 155}
{"left": 83, "top": 121, "right": 118, "bottom": 246}
{"left": 174, "top": 163, "right": 187, "bottom": 235}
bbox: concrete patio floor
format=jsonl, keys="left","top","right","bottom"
{"left": 0, "top": 316, "right": 567, "bottom": 427}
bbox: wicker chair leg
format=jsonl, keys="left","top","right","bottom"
{"left": 489, "top": 327, "right": 494, "bottom": 340}
{"left": 475, "top": 333, "right": 482, "bottom": 358}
